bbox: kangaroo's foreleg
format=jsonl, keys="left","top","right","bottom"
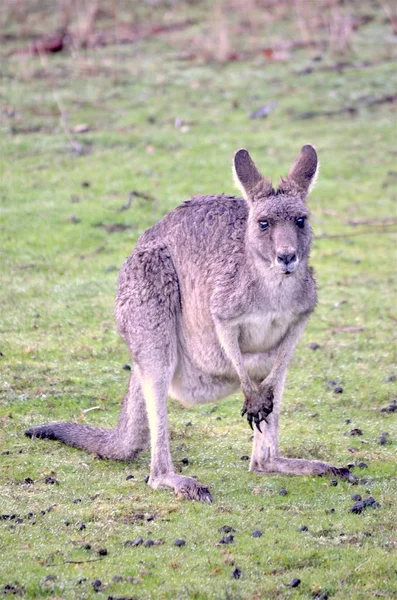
{"left": 214, "top": 315, "right": 312, "bottom": 429}
{"left": 249, "top": 326, "right": 354, "bottom": 481}
{"left": 242, "top": 316, "right": 311, "bottom": 430}
{"left": 214, "top": 319, "right": 259, "bottom": 398}
{"left": 213, "top": 317, "right": 279, "bottom": 430}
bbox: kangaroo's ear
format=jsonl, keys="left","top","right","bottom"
{"left": 233, "top": 149, "right": 270, "bottom": 200}
{"left": 287, "top": 145, "right": 319, "bottom": 195}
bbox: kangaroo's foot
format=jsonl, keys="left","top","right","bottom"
{"left": 250, "top": 456, "right": 354, "bottom": 481}
{"left": 241, "top": 382, "right": 274, "bottom": 431}
{"left": 149, "top": 473, "right": 212, "bottom": 503}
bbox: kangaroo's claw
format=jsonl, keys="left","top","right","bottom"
{"left": 243, "top": 409, "right": 269, "bottom": 432}
{"left": 247, "top": 413, "right": 254, "bottom": 430}
{"left": 261, "top": 413, "right": 269, "bottom": 425}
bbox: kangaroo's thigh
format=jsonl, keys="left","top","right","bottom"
{"left": 116, "top": 244, "right": 180, "bottom": 363}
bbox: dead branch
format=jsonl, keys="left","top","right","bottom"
{"left": 316, "top": 225, "right": 397, "bottom": 240}
{"left": 118, "top": 190, "right": 157, "bottom": 212}
{"left": 347, "top": 217, "right": 397, "bottom": 226}
{"left": 331, "top": 326, "right": 365, "bottom": 334}
{"left": 46, "top": 558, "right": 103, "bottom": 567}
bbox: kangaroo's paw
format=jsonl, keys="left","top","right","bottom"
{"left": 241, "top": 383, "right": 274, "bottom": 432}
{"left": 149, "top": 473, "right": 212, "bottom": 503}
{"left": 250, "top": 457, "right": 355, "bottom": 481}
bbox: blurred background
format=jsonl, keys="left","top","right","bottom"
{"left": 1, "top": 3, "right": 396, "bottom": 598}
{"left": 1, "top": 0, "right": 396, "bottom": 406}
{"left": 2, "top": 0, "right": 396, "bottom": 60}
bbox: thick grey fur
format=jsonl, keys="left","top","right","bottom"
{"left": 25, "top": 146, "right": 353, "bottom": 502}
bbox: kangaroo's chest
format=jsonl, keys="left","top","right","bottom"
{"left": 238, "top": 310, "right": 295, "bottom": 353}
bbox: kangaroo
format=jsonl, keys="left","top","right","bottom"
{"left": 25, "top": 145, "right": 353, "bottom": 502}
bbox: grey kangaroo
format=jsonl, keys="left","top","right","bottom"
{"left": 26, "top": 145, "right": 353, "bottom": 502}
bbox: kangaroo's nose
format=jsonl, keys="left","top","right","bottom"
{"left": 277, "top": 252, "right": 296, "bottom": 266}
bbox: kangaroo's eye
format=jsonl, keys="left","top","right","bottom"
{"left": 258, "top": 220, "right": 269, "bottom": 231}
{"left": 296, "top": 216, "right": 306, "bottom": 229}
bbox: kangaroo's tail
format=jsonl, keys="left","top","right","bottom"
{"left": 25, "top": 372, "right": 150, "bottom": 461}
{"left": 24, "top": 422, "right": 122, "bottom": 458}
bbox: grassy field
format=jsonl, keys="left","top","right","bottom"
{"left": 1, "top": 1, "right": 396, "bottom": 598}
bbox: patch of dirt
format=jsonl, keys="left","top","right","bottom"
{"left": 121, "top": 512, "right": 159, "bottom": 525}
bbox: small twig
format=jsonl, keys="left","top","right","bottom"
{"left": 347, "top": 216, "right": 397, "bottom": 226}
{"left": 81, "top": 406, "right": 101, "bottom": 414}
{"left": 299, "top": 58, "right": 394, "bottom": 75}
{"left": 295, "top": 94, "right": 396, "bottom": 120}
{"left": 118, "top": 190, "right": 156, "bottom": 212}
{"left": 46, "top": 558, "right": 103, "bottom": 567}
{"left": 294, "top": 106, "right": 357, "bottom": 120}
{"left": 322, "top": 208, "right": 345, "bottom": 218}
{"left": 331, "top": 326, "right": 364, "bottom": 334}
{"left": 354, "top": 558, "right": 371, "bottom": 572}
{"left": 321, "top": 212, "right": 397, "bottom": 228}
{"left": 361, "top": 93, "right": 397, "bottom": 106}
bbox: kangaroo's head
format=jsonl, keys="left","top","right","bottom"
{"left": 233, "top": 145, "right": 318, "bottom": 276}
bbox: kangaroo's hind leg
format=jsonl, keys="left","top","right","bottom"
{"left": 98, "top": 370, "right": 151, "bottom": 460}
{"left": 138, "top": 365, "right": 211, "bottom": 502}
{"left": 117, "top": 245, "right": 212, "bottom": 502}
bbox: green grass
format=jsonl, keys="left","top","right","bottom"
{"left": 1, "top": 1, "right": 396, "bottom": 598}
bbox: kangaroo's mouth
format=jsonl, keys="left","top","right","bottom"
{"left": 276, "top": 262, "right": 299, "bottom": 275}
{"left": 273, "top": 249, "right": 300, "bottom": 274}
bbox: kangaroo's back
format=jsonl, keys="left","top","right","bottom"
{"left": 135, "top": 194, "right": 247, "bottom": 258}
